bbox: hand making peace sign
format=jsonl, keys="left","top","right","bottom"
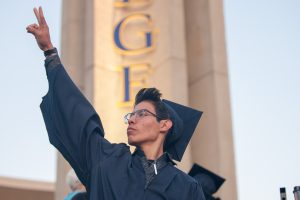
{"left": 26, "top": 7, "right": 54, "bottom": 51}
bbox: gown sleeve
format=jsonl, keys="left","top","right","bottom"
{"left": 40, "top": 55, "right": 121, "bottom": 187}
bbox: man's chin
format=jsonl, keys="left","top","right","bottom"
{"left": 128, "top": 140, "right": 137, "bottom": 146}
{"left": 128, "top": 138, "right": 141, "bottom": 146}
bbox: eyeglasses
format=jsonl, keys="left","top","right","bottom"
{"left": 124, "top": 109, "right": 161, "bottom": 124}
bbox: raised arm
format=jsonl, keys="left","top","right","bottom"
{"left": 27, "top": 7, "right": 126, "bottom": 187}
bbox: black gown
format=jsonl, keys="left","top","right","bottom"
{"left": 40, "top": 55, "right": 206, "bottom": 200}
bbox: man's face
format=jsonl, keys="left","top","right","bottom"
{"left": 126, "top": 101, "right": 161, "bottom": 146}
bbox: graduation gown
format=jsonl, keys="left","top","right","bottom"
{"left": 40, "top": 55, "right": 206, "bottom": 200}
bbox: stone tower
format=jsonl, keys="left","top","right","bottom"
{"left": 56, "top": 0, "right": 237, "bottom": 199}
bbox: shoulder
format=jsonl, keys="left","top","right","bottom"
{"left": 163, "top": 165, "right": 200, "bottom": 192}
{"left": 163, "top": 166, "right": 206, "bottom": 199}
{"left": 92, "top": 142, "right": 131, "bottom": 170}
{"left": 170, "top": 166, "right": 198, "bottom": 184}
{"left": 102, "top": 142, "right": 130, "bottom": 158}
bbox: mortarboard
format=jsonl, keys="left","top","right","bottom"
{"left": 162, "top": 99, "right": 203, "bottom": 162}
{"left": 189, "top": 163, "right": 225, "bottom": 199}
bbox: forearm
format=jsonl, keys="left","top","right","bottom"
{"left": 41, "top": 48, "right": 105, "bottom": 143}
{"left": 41, "top": 52, "right": 100, "bottom": 184}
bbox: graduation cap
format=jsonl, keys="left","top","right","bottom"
{"left": 188, "top": 163, "right": 225, "bottom": 200}
{"left": 162, "top": 99, "right": 203, "bottom": 162}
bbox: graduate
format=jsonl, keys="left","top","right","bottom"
{"left": 27, "top": 7, "right": 206, "bottom": 200}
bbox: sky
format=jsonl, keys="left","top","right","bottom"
{"left": 224, "top": 1, "right": 300, "bottom": 199}
{"left": 0, "top": 0, "right": 299, "bottom": 200}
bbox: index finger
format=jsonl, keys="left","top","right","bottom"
{"left": 39, "top": 7, "right": 47, "bottom": 25}
{"left": 33, "top": 7, "right": 42, "bottom": 25}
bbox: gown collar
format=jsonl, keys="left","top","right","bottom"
{"left": 133, "top": 147, "right": 176, "bottom": 188}
{"left": 132, "top": 147, "right": 176, "bottom": 165}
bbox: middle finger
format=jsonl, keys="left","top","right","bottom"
{"left": 33, "top": 7, "right": 41, "bottom": 25}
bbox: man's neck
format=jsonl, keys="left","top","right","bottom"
{"left": 140, "top": 142, "right": 164, "bottom": 160}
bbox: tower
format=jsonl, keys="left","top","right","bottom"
{"left": 56, "top": 0, "right": 237, "bottom": 199}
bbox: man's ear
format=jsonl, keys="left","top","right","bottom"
{"left": 160, "top": 119, "right": 173, "bottom": 133}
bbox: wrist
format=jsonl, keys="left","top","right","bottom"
{"left": 44, "top": 47, "right": 58, "bottom": 58}
{"left": 42, "top": 43, "right": 54, "bottom": 52}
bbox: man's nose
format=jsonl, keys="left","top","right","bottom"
{"left": 128, "top": 114, "right": 136, "bottom": 124}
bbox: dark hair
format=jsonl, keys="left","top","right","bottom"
{"left": 134, "top": 88, "right": 169, "bottom": 121}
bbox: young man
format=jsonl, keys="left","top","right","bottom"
{"left": 27, "top": 7, "right": 205, "bottom": 200}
